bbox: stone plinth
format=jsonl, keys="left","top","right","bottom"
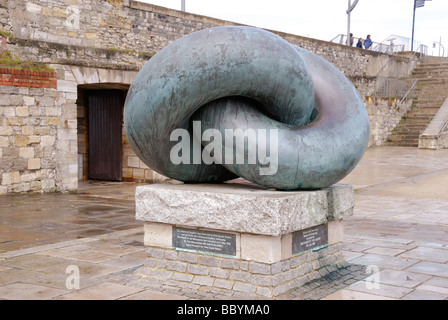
{"left": 135, "top": 183, "right": 354, "bottom": 299}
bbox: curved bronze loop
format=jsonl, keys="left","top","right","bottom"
{"left": 124, "top": 26, "right": 370, "bottom": 190}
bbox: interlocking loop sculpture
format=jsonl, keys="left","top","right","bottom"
{"left": 124, "top": 26, "right": 370, "bottom": 190}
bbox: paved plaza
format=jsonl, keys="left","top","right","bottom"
{"left": 0, "top": 146, "right": 448, "bottom": 300}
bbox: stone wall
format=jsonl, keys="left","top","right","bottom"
{"left": 366, "top": 97, "right": 410, "bottom": 147}
{"left": 418, "top": 97, "right": 448, "bottom": 150}
{"left": 419, "top": 131, "right": 448, "bottom": 150}
{"left": 2, "top": 0, "right": 235, "bottom": 59}
{"left": 0, "top": 85, "right": 68, "bottom": 194}
{"left": 2, "top": 0, "right": 407, "bottom": 82}
{"left": 137, "top": 243, "right": 345, "bottom": 299}
{"left": 0, "top": 0, "right": 414, "bottom": 193}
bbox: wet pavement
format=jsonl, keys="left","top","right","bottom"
{"left": 0, "top": 181, "right": 143, "bottom": 253}
{"left": 0, "top": 146, "right": 448, "bottom": 300}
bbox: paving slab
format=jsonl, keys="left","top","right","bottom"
{"left": 376, "top": 269, "right": 431, "bottom": 288}
{"left": 399, "top": 246, "right": 448, "bottom": 263}
{"left": 118, "top": 289, "right": 188, "bottom": 300}
{"left": 347, "top": 280, "right": 413, "bottom": 299}
{"left": 322, "top": 289, "right": 396, "bottom": 300}
{"left": 54, "top": 283, "right": 144, "bottom": 300}
{"left": 349, "top": 253, "right": 419, "bottom": 270}
{"left": 0, "top": 283, "right": 68, "bottom": 300}
{"left": 402, "top": 290, "right": 447, "bottom": 300}
{"left": 406, "top": 262, "right": 448, "bottom": 278}
{"left": 424, "top": 276, "right": 448, "bottom": 288}
{"left": 0, "top": 254, "right": 68, "bottom": 271}
{"left": 415, "top": 284, "right": 448, "bottom": 296}
{"left": 365, "top": 247, "right": 407, "bottom": 257}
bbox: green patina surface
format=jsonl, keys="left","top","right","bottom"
{"left": 124, "top": 26, "right": 370, "bottom": 190}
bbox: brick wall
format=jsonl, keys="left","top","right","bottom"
{"left": 0, "top": 68, "right": 56, "bottom": 88}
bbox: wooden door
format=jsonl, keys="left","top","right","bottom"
{"left": 88, "top": 90, "right": 124, "bottom": 181}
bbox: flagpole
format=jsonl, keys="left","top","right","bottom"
{"left": 346, "top": 0, "right": 359, "bottom": 46}
{"left": 411, "top": 0, "right": 416, "bottom": 51}
{"left": 347, "top": 0, "right": 351, "bottom": 46}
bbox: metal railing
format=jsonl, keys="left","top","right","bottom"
{"left": 330, "top": 34, "right": 405, "bottom": 53}
{"left": 372, "top": 42, "right": 405, "bottom": 54}
{"left": 383, "top": 79, "right": 419, "bottom": 126}
{"left": 376, "top": 77, "right": 415, "bottom": 99}
{"left": 330, "top": 34, "right": 430, "bottom": 57}
{"left": 374, "top": 43, "right": 427, "bottom": 101}
{"left": 330, "top": 34, "right": 426, "bottom": 127}
{"left": 409, "top": 44, "right": 428, "bottom": 62}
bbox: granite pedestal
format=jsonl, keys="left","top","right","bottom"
{"left": 135, "top": 183, "right": 354, "bottom": 299}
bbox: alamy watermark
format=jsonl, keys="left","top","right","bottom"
{"left": 65, "top": 5, "right": 80, "bottom": 30}
{"left": 365, "top": 265, "right": 380, "bottom": 290}
{"left": 65, "top": 265, "right": 80, "bottom": 290}
{"left": 170, "top": 121, "right": 279, "bottom": 175}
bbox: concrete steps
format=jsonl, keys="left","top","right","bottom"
{"left": 386, "top": 57, "right": 448, "bottom": 147}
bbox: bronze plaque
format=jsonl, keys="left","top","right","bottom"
{"left": 292, "top": 224, "right": 328, "bottom": 255}
{"left": 173, "top": 227, "right": 236, "bottom": 256}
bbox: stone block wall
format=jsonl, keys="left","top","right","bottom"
{"left": 0, "top": 85, "right": 75, "bottom": 194}
{"left": 0, "top": 34, "right": 6, "bottom": 50}
{"left": 136, "top": 243, "right": 346, "bottom": 299}
{"left": 418, "top": 97, "right": 448, "bottom": 150}
{"left": 121, "top": 133, "right": 168, "bottom": 184}
{"left": 2, "top": 0, "right": 401, "bottom": 83}
{"left": 419, "top": 132, "right": 448, "bottom": 150}
{"left": 0, "top": 0, "right": 8, "bottom": 33}
{"left": 366, "top": 97, "right": 411, "bottom": 147}
{"left": 1, "top": 0, "right": 227, "bottom": 57}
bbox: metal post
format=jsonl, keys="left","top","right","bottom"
{"left": 181, "top": 0, "right": 185, "bottom": 12}
{"left": 411, "top": 0, "right": 416, "bottom": 51}
{"left": 433, "top": 39, "right": 445, "bottom": 57}
{"left": 346, "top": 0, "right": 359, "bottom": 46}
{"left": 412, "top": 0, "right": 432, "bottom": 51}
{"left": 347, "top": 0, "right": 351, "bottom": 46}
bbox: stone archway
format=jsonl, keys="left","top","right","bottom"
{"left": 60, "top": 66, "right": 135, "bottom": 183}
{"left": 61, "top": 65, "right": 166, "bottom": 184}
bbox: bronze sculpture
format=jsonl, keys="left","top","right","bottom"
{"left": 124, "top": 26, "right": 370, "bottom": 190}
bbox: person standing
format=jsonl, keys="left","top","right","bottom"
{"left": 356, "top": 38, "right": 363, "bottom": 48}
{"left": 364, "top": 35, "right": 373, "bottom": 50}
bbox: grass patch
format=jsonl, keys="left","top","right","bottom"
{"left": 0, "top": 50, "right": 54, "bottom": 71}
{"left": 0, "top": 30, "right": 13, "bottom": 38}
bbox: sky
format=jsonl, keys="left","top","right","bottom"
{"left": 139, "top": 0, "right": 448, "bottom": 56}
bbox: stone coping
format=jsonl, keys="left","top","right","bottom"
{"left": 419, "top": 97, "right": 448, "bottom": 149}
{"left": 136, "top": 183, "right": 354, "bottom": 236}
{"left": 420, "top": 97, "right": 448, "bottom": 137}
